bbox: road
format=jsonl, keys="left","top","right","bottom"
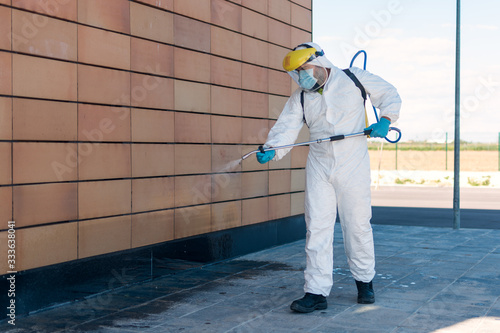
{"left": 371, "top": 186, "right": 500, "bottom": 229}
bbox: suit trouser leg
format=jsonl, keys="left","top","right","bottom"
{"left": 303, "top": 169, "right": 337, "bottom": 296}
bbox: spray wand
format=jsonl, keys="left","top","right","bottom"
{"left": 241, "top": 128, "right": 380, "bottom": 160}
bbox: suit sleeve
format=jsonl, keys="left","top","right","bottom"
{"left": 350, "top": 67, "right": 401, "bottom": 123}
{"left": 264, "top": 90, "right": 305, "bottom": 161}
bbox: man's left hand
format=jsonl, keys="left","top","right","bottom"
{"left": 365, "top": 117, "right": 390, "bottom": 138}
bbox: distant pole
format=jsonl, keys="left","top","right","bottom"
{"left": 395, "top": 142, "right": 398, "bottom": 170}
{"left": 445, "top": 132, "right": 448, "bottom": 171}
{"left": 453, "top": 0, "right": 461, "bottom": 230}
{"left": 498, "top": 132, "right": 500, "bottom": 171}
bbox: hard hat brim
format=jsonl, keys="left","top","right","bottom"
{"left": 283, "top": 48, "right": 318, "bottom": 72}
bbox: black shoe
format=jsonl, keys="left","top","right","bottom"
{"left": 290, "top": 293, "right": 327, "bottom": 313}
{"left": 356, "top": 280, "right": 375, "bottom": 304}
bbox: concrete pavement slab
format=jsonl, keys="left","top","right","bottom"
{"left": 1, "top": 224, "right": 500, "bottom": 333}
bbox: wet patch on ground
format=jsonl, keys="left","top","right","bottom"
{"left": 0, "top": 259, "right": 301, "bottom": 332}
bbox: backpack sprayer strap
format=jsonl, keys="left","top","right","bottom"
{"left": 342, "top": 69, "right": 367, "bottom": 102}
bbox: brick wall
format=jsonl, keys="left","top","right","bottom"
{"left": 0, "top": 0, "right": 311, "bottom": 274}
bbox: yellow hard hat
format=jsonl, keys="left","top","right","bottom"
{"left": 282, "top": 47, "right": 318, "bottom": 72}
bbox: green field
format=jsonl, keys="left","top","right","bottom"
{"left": 368, "top": 141, "right": 499, "bottom": 151}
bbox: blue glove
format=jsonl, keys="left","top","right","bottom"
{"left": 365, "top": 118, "right": 390, "bottom": 138}
{"left": 256, "top": 149, "right": 275, "bottom": 164}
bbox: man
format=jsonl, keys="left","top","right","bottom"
{"left": 256, "top": 42, "right": 401, "bottom": 313}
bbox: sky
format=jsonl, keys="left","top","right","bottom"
{"left": 312, "top": 0, "right": 500, "bottom": 143}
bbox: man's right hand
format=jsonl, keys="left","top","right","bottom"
{"left": 256, "top": 150, "right": 275, "bottom": 164}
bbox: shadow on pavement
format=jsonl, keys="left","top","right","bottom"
{"left": 372, "top": 206, "right": 500, "bottom": 229}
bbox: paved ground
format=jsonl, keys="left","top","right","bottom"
{"left": 371, "top": 186, "right": 500, "bottom": 229}
{"left": 1, "top": 223, "right": 499, "bottom": 333}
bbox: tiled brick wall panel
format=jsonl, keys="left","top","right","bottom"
{"left": 78, "top": 105, "right": 131, "bottom": 142}
{"left": 211, "top": 0, "right": 241, "bottom": 31}
{"left": 78, "top": 0, "right": 131, "bottom": 33}
{"left": 241, "top": 0, "right": 268, "bottom": 15}
{"left": 0, "top": 7, "right": 11, "bottom": 50}
{"left": 174, "top": 80, "right": 210, "bottom": 112}
{"left": 173, "top": 0, "right": 211, "bottom": 22}
{"left": 211, "top": 115, "right": 242, "bottom": 144}
{"left": 291, "top": 26, "right": 312, "bottom": 50}
{"left": 13, "top": 55, "right": 77, "bottom": 100}
{"left": 242, "top": 197, "right": 269, "bottom": 226}
{"left": 78, "top": 180, "right": 132, "bottom": 219}
{"left": 130, "top": 38, "right": 174, "bottom": 76}
{"left": 131, "top": 109, "right": 174, "bottom": 142}
{"left": 0, "top": 98, "right": 12, "bottom": 140}
{"left": 211, "top": 86, "right": 242, "bottom": 116}
{"left": 135, "top": 0, "right": 173, "bottom": 11}
{"left": 291, "top": 2, "right": 312, "bottom": 31}
{"left": 269, "top": 193, "right": 292, "bottom": 220}
{"left": 212, "top": 145, "right": 242, "bottom": 172}
{"left": 211, "top": 26, "right": 242, "bottom": 60}
{"left": 174, "top": 15, "right": 211, "bottom": 52}
{"left": 77, "top": 65, "right": 130, "bottom": 105}
{"left": 0, "top": 143, "right": 12, "bottom": 185}
{"left": 291, "top": 0, "right": 311, "bottom": 10}
{"left": 15, "top": 222, "right": 78, "bottom": 271}
{"left": 13, "top": 183, "right": 77, "bottom": 227}
{"left": 174, "top": 205, "right": 212, "bottom": 239}
{"left": 13, "top": 99, "right": 77, "bottom": 141}
{"left": 12, "top": 9, "right": 77, "bottom": 61}
{"left": 13, "top": 142, "right": 78, "bottom": 183}
{"left": 13, "top": 0, "right": 77, "bottom": 21}
{"left": 78, "top": 26, "right": 130, "bottom": 69}
{"left": 130, "top": 2, "right": 173, "bottom": 42}
{"left": 131, "top": 210, "right": 175, "bottom": 248}
{"left": 0, "top": 187, "right": 12, "bottom": 224}
{"left": 269, "top": 0, "right": 291, "bottom": 23}
{"left": 174, "top": 175, "right": 212, "bottom": 207}
{"left": 242, "top": 91, "right": 268, "bottom": 118}
{"left": 132, "top": 144, "right": 175, "bottom": 177}
{"left": 174, "top": 145, "right": 212, "bottom": 175}
{"left": 78, "top": 216, "right": 131, "bottom": 259}
{"left": 242, "top": 8, "right": 268, "bottom": 40}
{"left": 211, "top": 201, "right": 242, "bottom": 231}
{"left": 0, "top": 52, "right": 12, "bottom": 95}
{"left": 132, "top": 177, "right": 175, "bottom": 212}
{"left": 291, "top": 192, "right": 306, "bottom": 215}
{"left": 0, "top": 0, "right": 312, "bottom": 273}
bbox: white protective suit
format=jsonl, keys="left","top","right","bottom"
{"left": 264, "top": 58, "right": 401, "bottom": 297}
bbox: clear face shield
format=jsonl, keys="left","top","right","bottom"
{"left": 283, "top": 45, "right": 333, "bottom": 93}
